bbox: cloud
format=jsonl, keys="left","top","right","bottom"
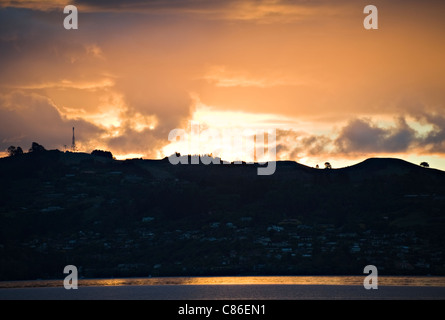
{"left": 0, "top": 91, "right": 103, "bottom": 151}
{"left": 275, "top": 129, "right": 332, "bottom": 161}
{"left": 274, "top": 114, "right": 445, "bottom": 161}
{"left": 0, "top": 89, "right": 192, "bottom": 158}
{"left": 203, "top": 66, "right": 305, "bottom": 88}
{"left": 0, "top": 6, "right": 196, "bottom": 158}
{"left": 412, "top": 112, "right": 445, "bottom": 153}
{"left": 12, "top": 78, "right": 115, "bottom": 91}
{"left": 334, "top": 117, "right": 418, "bottom": 154}
{"left": 1, "top": 1, "right": 444, "bottom": 166}
{"left": 0, "top": 0, "right": 69, "bottom": 11}
{"left": 0, "top": 0, "right": 360, "bottom": 24}
{"left": 66, "top": 0, "right": 341, "bottom": 20}
{"left": 105, "top": 127, "right": 166, "bottom": 158}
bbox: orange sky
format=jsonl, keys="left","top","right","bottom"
{"left": 1, "top": 0, "right": 445, "bottom": 169}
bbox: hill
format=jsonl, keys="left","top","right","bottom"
{"left": 0, "top": 151, "right": 444, "bottom": 280}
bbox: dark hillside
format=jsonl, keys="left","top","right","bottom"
{"left": 0, "top": 151, "right": 444, "bottom": 280}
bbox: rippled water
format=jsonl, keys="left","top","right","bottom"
{"left": 1, "top": 276, "right": 445, "bottom": 289}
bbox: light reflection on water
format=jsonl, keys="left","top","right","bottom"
{"left": 1, "top": 276, "right": 445, "bottom": 289}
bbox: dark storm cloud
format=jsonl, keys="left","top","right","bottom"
{"left": 276, "top": 114, "right": 445, "bottom": 159}
{"left": 0, "top": 7, "right": 108, "bottom": 87}
{"left": 0, "top": 5, "right": 196, "bottom": 157}
{"left": 105, "top": 127, "right": 165, "bottom": 156}
{"left": 335, "top": 118, "right": 417, "bottom": 154}
{"left": 0, "top": 91, "right": 104, "bottom": 151}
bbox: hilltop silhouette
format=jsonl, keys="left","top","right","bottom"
{"left": 0, "top": 148, "right": 444, "bottom": 280}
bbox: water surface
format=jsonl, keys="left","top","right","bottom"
{"left": 1, "top": 275, "right": 445, "bottom": 288}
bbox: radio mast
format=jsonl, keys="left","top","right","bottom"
{"left": 71, "top": 127, "right": 76, "bottom": 152}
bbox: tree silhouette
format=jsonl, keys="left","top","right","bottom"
{"left": 7, "top": 146, "right": 23, "bottom": 157}
{"left": 324, "top": 162, "right": 332, "bottom": 169}
{"left": 420, "top": 162, "right": 429, "bottom": 168}
{"left": 91, "top": 149, "right": 113, "bottom": 159}
{"left": 29, "top": 142, "right": 46, "bottom": 153}
{"left": 7, "top": 146, "right": 15, "bottom": 156}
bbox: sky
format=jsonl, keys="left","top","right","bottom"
{"left": 1, "top": 0, "right": 445, "bottom": 170}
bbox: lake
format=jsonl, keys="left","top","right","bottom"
{"left": 1, "top": 276, "right": 445, "bottom": 300}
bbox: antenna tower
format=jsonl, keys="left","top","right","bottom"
{"left": 71, "top": 127, "right": 76, "bottom": 152}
